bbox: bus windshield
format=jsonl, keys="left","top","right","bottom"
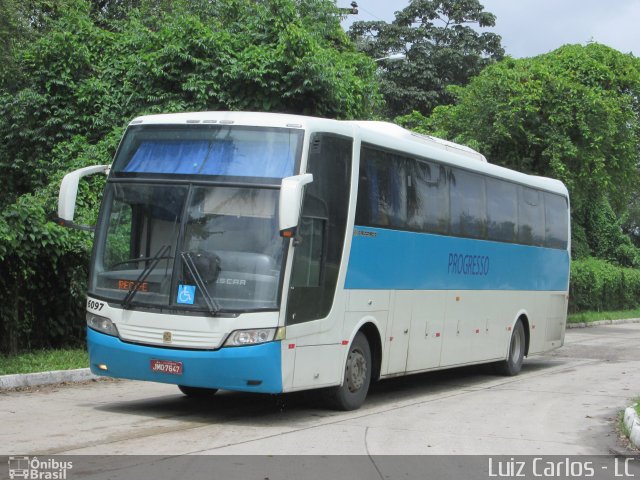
{"left": 90, "top": 183, "right": 286, "bottom": 313}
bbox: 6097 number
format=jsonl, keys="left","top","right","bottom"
{"left": 87, "top": 299, "right": 105, "bottom": 311}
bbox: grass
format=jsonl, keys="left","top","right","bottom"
{"left": 568, "top": 308, "right": 640, "bottom": 324}
{"left": 0, "top": 348, "right": 88, "bottom": 375}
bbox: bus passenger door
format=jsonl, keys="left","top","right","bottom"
{"left": 285, "top": 133, "right": 354, "bottom": 389}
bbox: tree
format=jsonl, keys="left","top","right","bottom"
{"left": 348, "top": 0, "right": 504, "bottom": 118}
{"left": 0, "top": 0, "right": 381, "bottom": 354}
{"left": 0, "top": 0, "right": 381, "bottom": 206}
{"left": 400, "top": 43, "right": 640, "bottom": 264}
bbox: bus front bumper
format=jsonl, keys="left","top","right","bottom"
{"left": 87, "top": 328, "right": 283, "bottom": 393}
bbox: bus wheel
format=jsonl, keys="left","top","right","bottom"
{"left": 495, "top": 319, "right": 525, "bottom": 376}
{"left": 324, "top": 332, "right": 371, "bottom": 411}
{"left": 178, "top": 385, "right": 218, "bottom": 397}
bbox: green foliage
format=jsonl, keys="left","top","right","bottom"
{"left": 0, "top": 0, "right": 381, "bottom": 355}
{"left": 400, "top": 44, "right": 640, "bottom": 265}
{"left": 421, "top": 44, "right": 640, "bottom": 216}
{"left": 569, "top": 258, "right": 640, "bottom": 313}
{"left": 570, "top": 220, "right": 591, "bottom": 260}
{"left": 583, "top": 196, "right": 640, "bottom": 267}
{"left": 0, "top": 193, "right": 91, "bottom": 354}
{"left": 348, "top": 0, "right": 504, "bottom": 118}
{"left": 1, "top": 0, "right": 380, "bottom": 205}
{"left": 622, "top": 191, "right": 640, "bottom": 248}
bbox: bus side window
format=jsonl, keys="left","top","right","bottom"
{"left": 544, "top": 192, "right": 568, "bottom": 249}
{"left": 450, "top": 168, "right": 487, "bottom": 239}
{"left": 356, "top": 146, "right": 409, "bottom": 229}
{"left": 486, "top": 178, "right": 517, "bottom": 243}
{"left": 408, "top": 160, "right": 449, "bottom": 234}
{"left": 518, "top": 186, "right": 545, "bottom": 246}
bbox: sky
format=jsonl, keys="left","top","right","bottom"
{"left": 340, "top": 0, "right": 639, "bottom": 58}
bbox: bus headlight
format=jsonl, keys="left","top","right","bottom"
{"left": 223, "top": 327, "right": 285, "bottom": 347}
{"left": 86, "top": 313, "right": 119, "bottom": 337}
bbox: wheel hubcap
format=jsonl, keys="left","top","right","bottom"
{"left": 346, "top": 348, "right": 367, "bottom": 393}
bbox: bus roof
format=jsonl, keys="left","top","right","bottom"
{"left": 128, "top": 112, "right": 568, "bottom": 198}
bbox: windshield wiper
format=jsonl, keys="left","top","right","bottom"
{"left": 181, "top": 251, "right": 221, "bottom": 315}
{"left": 122, "top": 244, "right": 172, "bottom": 309}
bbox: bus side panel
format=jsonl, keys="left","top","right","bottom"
{"left": 290, "top": 344, "right": 344, "bottom": 390}
{"left": 541, "top": 292, "right": 568, "bottom": 353}
{"left": 282, "top": 290, "right": 349, "bottom": 391}
{"left": 344, "top": 291, "right": 389, "bottom": 377}
{"left": 345, "top": 227, "right": 570, "bottom": 293}
{"left": 405, "top": 291, "right": 446, "bottom": 373}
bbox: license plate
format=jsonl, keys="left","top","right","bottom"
{"left": 150, "top": 359, "right": 183, "bottom": 375}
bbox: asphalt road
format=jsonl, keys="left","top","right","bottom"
{"left": 2, "top": 323, "right": 639, "bottom": 456}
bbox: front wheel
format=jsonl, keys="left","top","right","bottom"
{"left": 178, "top": 385, "right": 218, "bottom": 397}
{"left": 495, "top": 319, "right": 526, "bottom": 376}
{"left": 324, "top": 332, "right": 372, "bottom": 411}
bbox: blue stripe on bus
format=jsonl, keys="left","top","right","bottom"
{"left": 87, "top": 328, "right": 283, "bottom": 393}
{"left": 345, "top": 226, "right": 569, "bottom": 291}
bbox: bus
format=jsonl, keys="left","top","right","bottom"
{"left": 57, "top": 112, "right": 570, "bottom": 410}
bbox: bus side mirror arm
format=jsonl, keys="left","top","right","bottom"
{"left": 56, "top": 165, "right": 110, "bottom": 231}
{"left": 279, "top": 174, "right": 313, "bottom": 239}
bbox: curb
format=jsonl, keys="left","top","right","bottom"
{"left": 566, "top": 318, "right": 640, "bottom": 329}
{"left": 0, "top": 368, "right": 98, "bottom": 390}
{"left": 624, "top": 404, "right": 640, "bottom": 449}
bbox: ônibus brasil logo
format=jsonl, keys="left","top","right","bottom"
{"left": 8, "top": 457, "right": 73, "bottom": 480}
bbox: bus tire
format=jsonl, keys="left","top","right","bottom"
{"left": 495, "top": 319, "right": 525, "bottom": 376}
{"left": 324, "top": 332, "right": 371, "bottom": 411}
{"left": 178, "top": 385, "right": 218, "bottom": 397}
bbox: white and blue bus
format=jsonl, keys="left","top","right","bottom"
{"left": 58, "top": 112, "right": 570, "bottom": 410}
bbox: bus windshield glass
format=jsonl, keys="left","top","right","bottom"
{"left": 90, "top": 183, "right": 286, "bottom": 312}
{"left": 111, "top": 124, "right": 303, "bottom": 182}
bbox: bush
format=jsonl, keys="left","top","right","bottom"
{"left": 569, "top": 257, "right": 640, "bottom": 313}
{"left": 0, "top": 193, "right": 91, "bottom": 355}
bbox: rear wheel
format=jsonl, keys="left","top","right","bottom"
{"left": 324, "top": 332, "right": 371, "bottom": 411}
{"left": 178, "top": 385, "right": 218, "bottom": 397}
{"left": 495, "top": 319, "right": 525, "bottom": 376}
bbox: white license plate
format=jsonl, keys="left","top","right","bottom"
{"left": 150, "top": 359, "right": 183, "bottom": 375}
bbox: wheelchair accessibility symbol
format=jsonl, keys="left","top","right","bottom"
{"left": 177, "top": 284, "right": 196, "bottom": 305}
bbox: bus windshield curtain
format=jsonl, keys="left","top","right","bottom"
{"left": 123, "top": 139, "right": 294, "bottom": 178}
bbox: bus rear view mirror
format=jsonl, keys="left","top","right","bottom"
{"left": 279, "top": 173, "right": 313, "bottom": 237}
{"left": 56, "top": 165, "right": 110, "bottom": 231}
